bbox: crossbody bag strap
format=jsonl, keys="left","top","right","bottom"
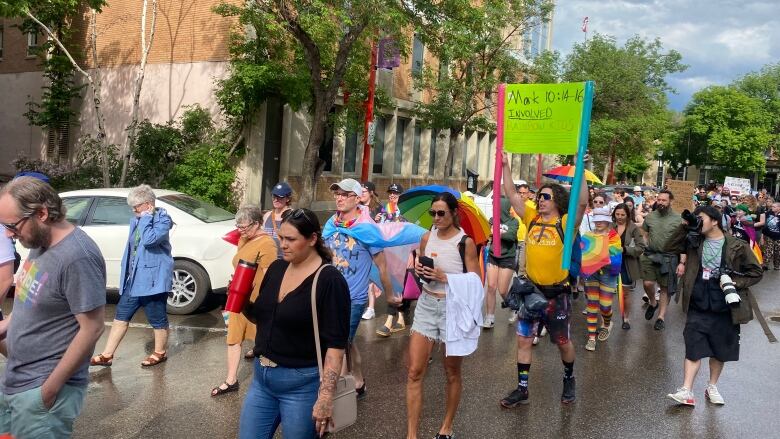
{"left": 310, "top": 265, "right": 328, "bottom": 376}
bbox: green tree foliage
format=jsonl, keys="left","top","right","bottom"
{"left": 734, "top": 63, "right": 780, "bottom": 154}
{"left": 163, "top": 143, "right": 237, "bottom": 211}
{"left": 214, "top": 0, "right": 408, "bottom": 207}
{"left": 549, "top": 34, "right": 687, "bottom": 182}
{"left": 406, "top": 0, "right": 554, "bottom": 180}
{"left": 683, "top": 86, "right": 774, "bottom": 175}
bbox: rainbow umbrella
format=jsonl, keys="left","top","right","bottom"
{"left": 398, "top": 185, "right": 490, "bottom": 245}
{"left": 543, "top": 165, "right": 603, "bottom": 185}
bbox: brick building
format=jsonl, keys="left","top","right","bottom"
{"left": 1, "top": 1, "right": 556, "bottom": 209}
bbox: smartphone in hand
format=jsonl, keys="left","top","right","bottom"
{"left": 419, "top": 256, "right": 434, "bottom": 283}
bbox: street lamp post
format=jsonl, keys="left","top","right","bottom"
{"left": 656, "top": 149, "right": 664, "bottom": 188}
{"left": 684, "top": 158, "right": 690, "bottom": 181}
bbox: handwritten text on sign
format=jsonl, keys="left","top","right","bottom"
{"left": 503, "top": 83, "right": 586, "bottom": 155}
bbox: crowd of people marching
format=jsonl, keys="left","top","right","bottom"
{"left": 0, "top": 157, "right": 769, "bottom": 437}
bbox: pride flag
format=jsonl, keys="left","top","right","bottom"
{"left": 579, "top": 229, "right": 622, "bottom": 277}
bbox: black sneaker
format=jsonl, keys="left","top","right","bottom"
{"left": 561, "top": 377, "right": 576, "bottom": 404}
{"left": 644, "top": 303, "right": 658, "bottom": 320}
{"left": 356, "top": 383, "right": 366, "bottom": 399}
{"left": 434, "top": 434, "right": 455, "bottom": 439}
{"left": 654, "top": 318, "right": 665, "bottom": 331}
{"left": 500, "top": 388, "right": 529, "bottom": 408}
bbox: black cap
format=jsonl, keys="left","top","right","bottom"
{"left": 387, "top": 183, "right": 403, "bottom": 193}
{"left": 362, "top": 181, "right": 376, "bottom": 194}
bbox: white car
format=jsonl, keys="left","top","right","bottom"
{"left": 472, "top": 180, "right": 527, "bottom": 220}
{"left": 19, "top": 188, "right": 236, "bottom": 314}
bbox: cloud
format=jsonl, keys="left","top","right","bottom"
{"left": 551, "top": 0, "right": 780, "bottom": 111}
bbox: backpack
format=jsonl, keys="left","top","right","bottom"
{"left": 527, "top": 215, "right": 582, "bottom": 278}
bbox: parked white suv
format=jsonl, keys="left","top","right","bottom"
{"left": 17, "top": 188, "right": 236, "bottom": 314}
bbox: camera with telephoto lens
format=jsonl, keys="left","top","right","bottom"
{"left": 719, "top": 274, "right": 741, "bottom": 307}
{"left": 682, "top": 209, "right": 703, "bottom": 249}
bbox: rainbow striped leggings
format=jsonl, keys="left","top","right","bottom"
{"left": 583, "top": 270, "right": 618, "bottom": 338}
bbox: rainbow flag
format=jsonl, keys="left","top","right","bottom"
{"left": 579, "top": 229, "right": 622, "bottom": 277}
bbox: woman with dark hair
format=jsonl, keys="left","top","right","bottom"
{"left": 262, "top": 182, "right": 294, "bottom": 259}
{"left": 612, "top": 203, "right": 646, "bottom": 329}
{"left": 360, "top": 181, "right": 383, "bottom": 221}
{"left": 623, "top": 196, "right": 638, "bottom": 224}
{"left": 239, "top": 208, "right": 351, "bottom": 439}
{"left": 406, "top": 192, "right": 480, "bottom": 439}
{"left": 483, "top": 197, "right": 519, "bottom": 328}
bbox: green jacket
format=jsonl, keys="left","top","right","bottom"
{"left": 665, "top": 225, "right": 763, "bottom": 324}
{"left": 489, "top": 197, "right": 519, "bottom": 260}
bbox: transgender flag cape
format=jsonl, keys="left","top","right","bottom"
{"left": 322, "top": 206, "right": 427, "bottom": 295}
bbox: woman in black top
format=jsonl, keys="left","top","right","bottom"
{"left": 239, "top": 208, "right": 350, "bottom": 439}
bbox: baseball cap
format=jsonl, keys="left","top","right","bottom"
{"left": 387, "top": 183, "right": 403, "bottom": 193}
{"left": 362, "top": 181, "right": 376, "bottom": 194}
{"left": 592, "top": 207, "right": 612, "bottom": 223}
{"left": 271, "top": 181, "right": 293, "bottom": 197}
{"left": 330, "top": 178, "right": 363, "bottom": 196}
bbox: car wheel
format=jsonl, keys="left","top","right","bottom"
{"left": 168, "top": 260, "right": 210, "bottom": 315}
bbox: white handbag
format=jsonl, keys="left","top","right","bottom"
{"left": 311, "top": 266, "right": 357, "bottom": 433}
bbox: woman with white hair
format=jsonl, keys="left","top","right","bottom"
{"left": 91, "top": 184, "right": 174, "bottom": 367}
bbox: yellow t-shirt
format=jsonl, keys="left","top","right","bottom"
{"left": 522, "top": 204, "right": 569, "bottom": 286}
{"left": 510, "top": 200, "right": 535, "bottom": 242}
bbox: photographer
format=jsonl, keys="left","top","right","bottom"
{"left": 663, "top": 206, "right": 763, "bottom": 406}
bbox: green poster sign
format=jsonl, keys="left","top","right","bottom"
{"left": 502, "top": 82, "right": 586, "bottom": 154}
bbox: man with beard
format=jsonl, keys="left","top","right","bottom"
{"left": 0, "top": 177, "right": 106, "bottom": 438}
{"left": 640, "top": 190, "right": 681, "bottom": 331}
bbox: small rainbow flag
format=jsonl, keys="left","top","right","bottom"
{"left": 579, "top": 229, "right": 622, "bottom": 277}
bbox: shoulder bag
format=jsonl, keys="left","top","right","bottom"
{"left": 311, "top": 266, "right": 357, "bottom": 433}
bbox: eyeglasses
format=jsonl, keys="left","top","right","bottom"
{"left": 333, "top": 192, "right": 357, "bottom": 200}
{"left": 537, "top": 193, "right": 553, "bottom": 201}
{"left": 428, "top": 209, "right": 448, "bottom": 217}
{"left": 1, "top": 216, "right": 30, "bottom": 233}
{"left": 282, "top": 208, "right": 316, "bottom": 229}
{"left": 235, "top": 221, "right": 256, "bottom": 231}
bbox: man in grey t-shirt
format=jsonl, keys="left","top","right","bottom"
{"left": 0, "top": 177, "right": 106, "bottom": 438}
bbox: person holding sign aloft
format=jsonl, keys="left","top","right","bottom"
{"left": 498, "top": 152, "right": 590, "bottom": 407}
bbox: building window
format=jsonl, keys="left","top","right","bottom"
{"left": 462, "top": 131, "right": 473, "bottom": 177}
{"left": 0, "top": 26, "right": 4, "bottom": 59}
{"left": 394, "top": 117, "right": 409, "bottom": 175}
{"left": 412, "top": 125, "right": 421, "bottom": 175}
{"left": 429, "top": 129, "right": 438, "bottom": 176}
{"left": 343, "top": 128, "right": 358, "bottom": 173}
{"left": 47, "top": 121, "right": 70, "bottom": 159}
{"left": 318, "top": 108, "right": 337, "bottom": 173}
{"left": 476, "top": 132, "right": 485, "bottom": 174}
{"left": 27, "top": 31, "right": 39, "bottom": 57}
{"left": 412, "top": 33, "right": 424, "bottom": 75}
{"left": 373, "top": 116, "right": 386, "bottom": 174}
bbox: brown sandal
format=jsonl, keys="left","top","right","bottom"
{"left": 141, "top": 351, "right": 167, "bottom": 367}
{"left": 90, "top": 353, "right": 113, "bottom": 367}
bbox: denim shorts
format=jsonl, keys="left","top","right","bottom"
{"left": 410, "top": 292, "right": 447, "bottom": 342}
{"left": 348, "top": 301, "right": 367, "bottom": 341}
{"left": 0, "top": 384, "right": 86, "bottom": 439}
{"left": 115, "top": 292, "right": 169, "bottom": 329}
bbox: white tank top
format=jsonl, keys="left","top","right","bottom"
{"left": 423, "top": 227, "right": 466, "bottom": 295}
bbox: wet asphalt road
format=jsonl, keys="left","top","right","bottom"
{"left": 2, "top": 271, "right": 780, "bottom": 439}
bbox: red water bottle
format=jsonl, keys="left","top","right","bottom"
{"left": 224, "top": 259, "right": 258, "bottom": 313}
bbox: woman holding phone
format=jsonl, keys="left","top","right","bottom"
{"left": 406, "top": 192, "right": 480, "bottom": 439}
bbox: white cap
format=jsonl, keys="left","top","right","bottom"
{"left": 329, "top": 178, "right": 363, "bottom": 196}
{"left": 592, "top": 207, "right": 612, "bottom": 223}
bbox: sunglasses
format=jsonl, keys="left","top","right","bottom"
{"left": 593, "top": 200, "right": 605, "bottom": 205}
{"left": 282, "top": 208, "right": 316, "bottom": 229}
{"left": 2, "top": 216, "right": 30, "bottom": 233}
{"left": 428, "top": 209, "right": 448, "bottom": 217}
{"left": 537, "top": 193, "right": 553, "bottom": 201}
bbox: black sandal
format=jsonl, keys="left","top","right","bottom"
{"left": 211, "top": 381, "right": 239, "bottom": 397}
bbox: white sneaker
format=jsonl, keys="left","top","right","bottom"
{"left": 361, "top": 308, "right": 375, "bottom": 320}
{"left": 483, "top": 315, "right": 495, "bottom": 329}
{"left": 667, "top": 387, "right": 695, "bottom": 406}
{"left": 585, "top": 338, "right": 596, "bottom": 351}
{"left": 705, "top": 384, "right": 725, "bottom": 405}
{"left": 655, "top": 290, "right": 661, "bottom": 301}
{"left": 508, "top": 312, "right": 518, "bottom": 323}
{"left": 532, "top": 336, "right": 539, "bottom": 345}
{"left": 540, "top": 326, "right": 548, "bottom": 337}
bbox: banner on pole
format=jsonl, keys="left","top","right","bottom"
{"left": 502, "top": 83, "right": 587, "bottom": 154}
{"left": 723, "top": 177, "right": 751, "bottom": 196}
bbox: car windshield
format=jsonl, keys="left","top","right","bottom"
{"left": 476, "top": 182, "right": 494, "bottom": 197}
{"left": 159, "top": 194, "right": 234, "bottom": 223}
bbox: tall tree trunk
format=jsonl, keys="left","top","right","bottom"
{"left": 26, "top": 10, "right": 111, "bottom": 187}
{"left": 298, "top": 98, "right": 329, "bottom": 208}
{"left": 119, "top": 0, "right": 158, "bottom": 187}
{"left": 443, "top": 125, "right": 463, "bottom": 185}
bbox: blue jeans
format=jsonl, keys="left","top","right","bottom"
{"left": 348, "top": 301, "right": 366, "bottom": 342}
{"left": 239, "top": 359, "right": 320, "bottom": 439}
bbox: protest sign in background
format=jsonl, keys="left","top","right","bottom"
{"left": 723, "top": 177, "right": 752, "bottom": 195}
{"left": 665, "top": 179, "right": 695, "bottom": 213}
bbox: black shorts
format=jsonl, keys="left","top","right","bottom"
{"left": 684, "top": 308, "right": 740, "bottom": 362}
{"left": 489, "top": 255, "right": 516, "bottom": 270}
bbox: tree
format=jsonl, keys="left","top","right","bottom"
{"left": 214, "top": 0, "right": 408, "bottom": 207}
{"left": 1, "top": 0, "right": 111, "bottom": 185}
{"left": 557, "top": 34, "right": 687, "bottom": 183}
{"left": 683, "top": 86, "right": 774, "bottom": 175}
{"left": 734, "top": 63, "right": 780, "bottom": 157}
{"left": 405, "top": 0, "right": 554, "bottom": 181}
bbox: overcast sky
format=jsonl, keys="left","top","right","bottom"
{"left": 552, "top": 0, "right": 780, "bottom": 111}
